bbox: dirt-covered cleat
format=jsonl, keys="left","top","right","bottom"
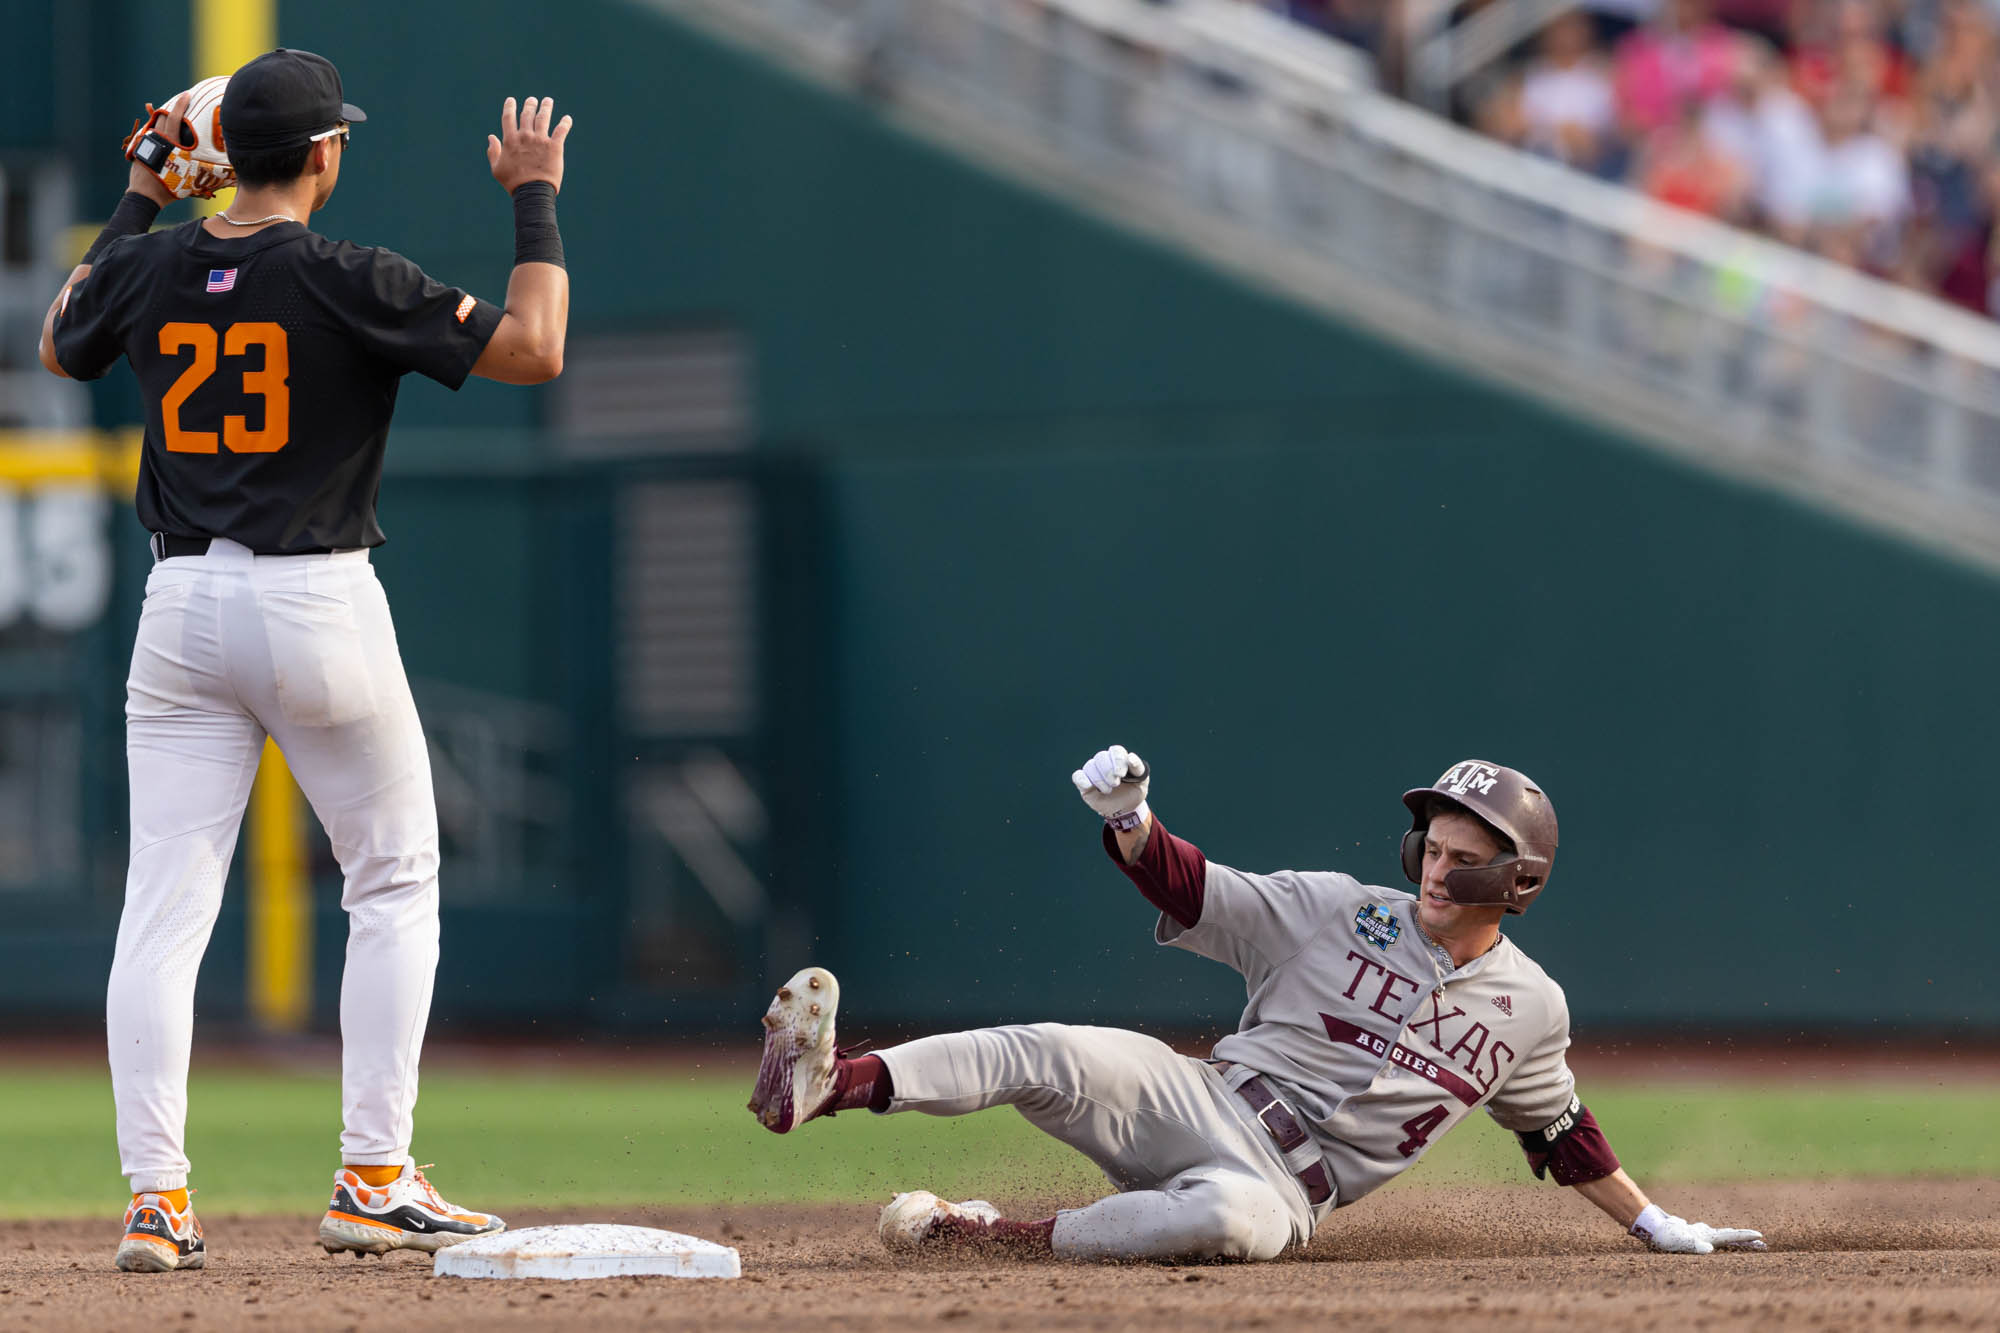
{"left": 878, "top": 1191, "right": 1003, "bottom": 1251}
{"left": 317, "top": 1163, "right": 504, "bottom": 1255}
{"left": 748, "top": 966, "right": 842, "bottom": 1133}
{"left": 115, "top": 1191, "right": 206, "bottom": 1272}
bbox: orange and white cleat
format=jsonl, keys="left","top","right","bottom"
{"left": 318, "top": 1163, "right": 505, "bottom": 1255}
{"left": 115, "top": 1191, "right": 205, "bottom": 1272}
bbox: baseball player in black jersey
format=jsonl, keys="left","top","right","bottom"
{"left": 38, "top": 49, "right": 573, "bottom": 1272}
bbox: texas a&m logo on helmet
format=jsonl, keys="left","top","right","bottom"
{"left": 1437, "top": 761, "right": 1501, "bottom": 799}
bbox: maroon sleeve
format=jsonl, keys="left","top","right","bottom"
{"left": 1101, "top": 817, "right": 1207, "bottom": 929}
{"left": 1517, "top": 1098, "right": 1621, "bottom": 1186}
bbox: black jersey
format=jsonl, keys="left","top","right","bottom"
{"left": 52, "top": 218, "right": 503, "bottom": 553}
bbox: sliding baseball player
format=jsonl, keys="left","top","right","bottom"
{"left": 748, "top": 747, "right": 1765, "bottom": 1260}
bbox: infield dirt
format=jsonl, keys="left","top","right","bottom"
{"left": 4, "top": 1180, "right": 1996, "bottom": 1331}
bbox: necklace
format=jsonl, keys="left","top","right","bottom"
{"left": 1413, "top": 915, "right": 1497, "bottom": 974}
{"left": 217, "top": 211, "right": 295, "bottom": 226}
{"left": 1413, "top": 920, "right": 1456, "bottom": 973}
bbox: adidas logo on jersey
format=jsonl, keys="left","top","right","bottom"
{"left": 1491, "top": 995, "right": 1513, "bottom": 1016}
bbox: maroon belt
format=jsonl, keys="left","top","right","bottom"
{"left": 1229, "top": 1070, "right": 1334, "bottom": 1207}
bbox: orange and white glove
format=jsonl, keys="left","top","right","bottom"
{"left": 123, "top": 76, "right": 235, "bottom": 200}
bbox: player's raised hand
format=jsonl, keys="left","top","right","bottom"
{"left": 127, "top": 91, "right": 192, "bottom": 206}
{"left": 1629, "top": 1205, "right": 1766, "bottom": 1254}
{"left": 486, "top": 95, "right": 573, "bottom": 195}
{"left": 1072, "top": 745, "right": 1151, "bottom": 829}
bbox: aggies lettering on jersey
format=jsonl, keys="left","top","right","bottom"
{"left": 51, "top": 217, "right": 502, "bottom": 554}
{"left": 1110, "top": 818, "right": 1586, "bottom": 1206}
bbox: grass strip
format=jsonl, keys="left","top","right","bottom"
{"left": 9, "top": 1067, "right": 1995, "bottom": 1218}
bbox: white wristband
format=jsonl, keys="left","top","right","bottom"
{"left": 1105, "top": 800, "right": 1150, "bottom": 832}
{"left": 1629, "top": 1203, "right": 1669, "bottom": 1243}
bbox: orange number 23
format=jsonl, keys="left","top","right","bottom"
{"left": 157, "top": 321, "right": 290, "bottom": 454}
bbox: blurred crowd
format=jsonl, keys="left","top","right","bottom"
{"left": 1261, "top": 0, "right": 2000, "bottom": 315}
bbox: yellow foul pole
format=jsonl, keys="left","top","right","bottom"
{"left": 193, "top": 0, "right": 310, "bottom": 1031}
{"left": 191, "top": 0, "right": 273, "bottom": 220}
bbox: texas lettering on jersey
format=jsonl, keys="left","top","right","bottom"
{"left": 1156, "top": 852, "right": 1580, "bottom": 1206}
{"left": 1325, "top": 951, "right": 1517, "bottom": 1100}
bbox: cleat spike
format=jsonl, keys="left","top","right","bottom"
{"left": 748, "top": 967, "right": 843, "bottom": 1134}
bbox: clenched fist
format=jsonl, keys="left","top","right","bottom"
{"left": 1072, "top": 745, "right": 1150, "bottom": 831}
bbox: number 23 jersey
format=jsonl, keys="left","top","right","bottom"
{"left": 1161, "top": 855, "right": 1581, "bottom": 1206}
{"left": 52, "top": 219, "right": 503, "bottom": 553}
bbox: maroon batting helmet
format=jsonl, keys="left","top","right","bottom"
{"left": 1400, "top": 760, "right": 1558, "bottom": 914}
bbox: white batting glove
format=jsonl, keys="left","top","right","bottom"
{"left": 1071, "top": 745, "right": 1150, "bottom": 832}
{"left": 1630, "top": 1204, "right": 1766, "bottom": 1254}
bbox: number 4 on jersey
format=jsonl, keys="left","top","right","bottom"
{"left": 157, "top": 321, "right": 290, "bottom": 454}
{"left": 1397, "top": 1104, "right": 1449, "bottom": 1158}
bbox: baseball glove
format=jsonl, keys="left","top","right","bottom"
{"left": 123, "top": 75, "right": 235, "bottom": 200}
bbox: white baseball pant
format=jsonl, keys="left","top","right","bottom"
{"left": 108, "top": 538, "right": 439, "bottom": 1192}
{"left": 876, "top": 1023, "right": 1320, "bottom": 1260}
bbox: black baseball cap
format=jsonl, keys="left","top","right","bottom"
{"left": 220, "top": 49, "right": 366, "bottom": 153}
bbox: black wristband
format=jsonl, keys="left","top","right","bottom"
{"left": 81, "top": 191, "right": 163, "bottom": 266}
{"left": 1517, "top": 1094, "right": 1585, "bottom": 1158}
{"left": 511, "top": 181, "right": 564, "bottom": 269}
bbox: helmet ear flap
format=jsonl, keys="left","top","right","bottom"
{"left": 1400, "top": 828, "right": 1425, "bottom": 885}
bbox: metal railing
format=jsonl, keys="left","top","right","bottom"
{"left": 654, "top": 0, "right": 2000, "bottom": 561}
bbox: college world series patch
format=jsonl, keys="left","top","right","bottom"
{"left": 1354, "top": 904, "right": 1401, "bottom": 951}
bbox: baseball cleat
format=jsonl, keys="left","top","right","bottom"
{"left": 114, "top": 1191, "right": 205, "bottom": 1272}
{"left": 878, "top": 1190, "right": 1003, "bottom": 1251}
{"left": 317, "top": 1163, "right": 504, "bottom": 1255}
{"left": 748, "top": 966, "right": 841, "bottom": 1133}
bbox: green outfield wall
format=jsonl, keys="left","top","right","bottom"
{"left": 3, "top": 0, "right": 1991, "bottom": 1032}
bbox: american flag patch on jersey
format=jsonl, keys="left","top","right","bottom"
{"left": 205, "top": 268, "right": 237, "bottom": 293}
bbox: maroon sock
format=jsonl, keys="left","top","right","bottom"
{"left": 828, "top": 1054, "right": 892, "bottom": 1113}
{"left": 988, "top": 1218, "right": 1056, "bottom": 1249}
{"left": 934, "top": 1213, "right": 1056, "bottom": 1252}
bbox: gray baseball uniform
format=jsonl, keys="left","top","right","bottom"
{"left": 873, "top": 819, "right": 1614, "bottom": 1260}
{"left": 1174, "top": 851, "right": 1578, "bottom": 1203}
